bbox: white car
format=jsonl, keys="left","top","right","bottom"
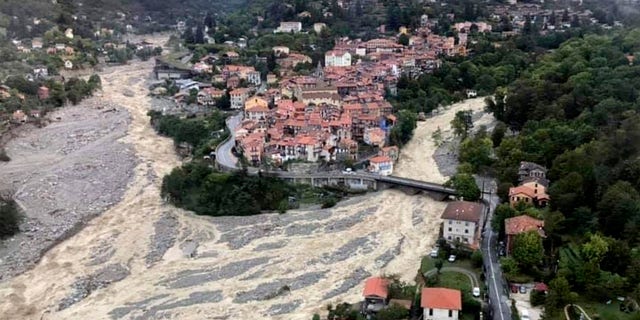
{"left": 472, "top": 287, "right": 481, "bottom": 297}
{"left": 430, "top": 248, "right": 439, "bottom": 258}
{"left": 448, "top": 254, "right": 456, "bottom": 262}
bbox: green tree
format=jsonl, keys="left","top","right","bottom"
{"left": 471, "top": 250, "right": 483, "bottom": 268}
{"left": 377, "top": 303, "right": 409, "bottom": 320}
{"left": 398, "top": 33, "right": 409, "bottom": 46}
{"left": 459, "top": 135, "right": 493, "bottom": 172}
{"left": 435, "top": 259, "right": 444, "bottom": 274}
{"left": 0, "top": 199, "right": 21, "bottom": 239}
{"left": 512, "top": 231, "right": 544, "bottom": 269}
{"left": 389, "top": 109, "right": 417, "bottom": 146}
{"left": 447, "top": 173, "right": 481, "bottom": 201}
{"left": 500, "top": 257, "right": 519, "bottom": 275}
{"left": 580, "top": 233, "right": 608, "bottom": 266}
{"left": 491, "top": 122, "right": 507, "bottom": 147}
{"left": 451, "top": 110, "right": 473, "bottom": 138}
{"left": 597, "top": 181, "right": 640, "bottom": 239}
{"left": 545, "top": 276, "right": 574, "bottom": 311}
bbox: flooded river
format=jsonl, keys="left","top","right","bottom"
{"left": 0, "top": 34, "right": 489, "bottom": 319}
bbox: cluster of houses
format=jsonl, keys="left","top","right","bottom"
{"left": 504, "top": 161, "right": 549, "bottom": 255}
{"left": 225, "top": 18, "right": 500, "bottom": 173}
{"left": 362, "top": 276, "right": 463, "bottom": 320}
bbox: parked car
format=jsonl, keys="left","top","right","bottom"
{"left": 430, "top": 248, "right": 439, "bottom": 258}
{"left": 342, "top": 168, "right": 353, "bottom": 174}
{"left": 472, "top": 287, "right": 481, "bottom": 297}
{"left": 519, "top": 285, "right": 527, "bottom": 294}
{"left": 448, "top": 254, "right": 456, "bottom": 262}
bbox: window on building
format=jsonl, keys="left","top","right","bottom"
{"left": 465, "top": 222, "right": 469, "bottom": 226}
{"left": 429, "top": 309, "right": 433, "bottom": 316}
{"left": 448, "top": 235, "right": 452, "bottom": 240}
{"left": 449, "top": 310, "right": 453, "bottom": 317}
{"left": 448, "top": 227, "right": 452, "bottom": 232}
{"left": 465, "top": 229, "right": 469, "bottom": 234}
{"left": 448, "top": 220, "right": 452, "bottom": 224}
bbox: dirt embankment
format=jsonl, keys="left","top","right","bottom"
{"left": 0, "top": 33, "right": 491, "bottom": 320}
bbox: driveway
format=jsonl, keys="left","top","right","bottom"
{"left": 423, "top": 266, "right": 480, "bottom": 288}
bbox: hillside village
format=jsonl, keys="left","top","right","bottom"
{"left": 4, "top": 0, "right": 640, "bottom": 320}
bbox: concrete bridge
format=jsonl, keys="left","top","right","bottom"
{"left": 214, "top": 114, "right": 457, "bottom": 200}
{"left": 268, "top": 171, "right": 456, "bottom": 200}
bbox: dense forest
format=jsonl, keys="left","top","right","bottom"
{"left": 482, "top": 29, "right": 640, "bottom": 317}
{"left": 0, "top": 0, "right": 247, "bottom": 38}
{"left": 161, "top": 163, "right": 349, "bottom": 216}
{"left": 161, "top": 163, "right": 294, "bottom": 215}
{"left": 148, "top": 110, "right": 228, "bottom": 158}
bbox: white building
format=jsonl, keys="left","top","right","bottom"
{"left": 421, "top": 288, "right": 462, "bottom": 320}
{"left": 230, "top": 88, "right": 250, "bottom": 110}
{"left": 313, "top": 23, "right": 327, "bottom": 34}
{"left": 369, "top": 155, "right": 393, "bottom": 176}
{"left": 324, "top": 50, "right": 352, "bottom": 67}
{"left": 275, "top": 21, "right": 302, "bottom": 33}
{"left": 246, "top": 70, "right": 262, "bottom": 86}
{"left": 272, "top": 46, "right": 290, "bottom": 56}
{"left": 440, "top": 201, "right": 483, "bottom": 246}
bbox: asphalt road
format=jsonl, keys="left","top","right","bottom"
{"left": 216, "top": 113, "right": 242, "bottom": 170}
{"left": 480, "top": 178, "right": 512, "bottom": 320}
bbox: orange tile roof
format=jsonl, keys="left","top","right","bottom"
{"left": 363, "top": 277, "right": 389, "bottom": 299}
{"left": 369, "top": 155, "right": 392, "bottom": 164}
{"left": 505, "top": 215, "right": 544, "bottom": 235}
{"left": 421, "top": 288, "right": 461, "bottom": 310}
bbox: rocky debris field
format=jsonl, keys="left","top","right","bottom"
{"left": 58, "top": 263, "right": 130, "bottom": 310}
{"left": 0, "top": 99, "right": 136, "bottom": 280}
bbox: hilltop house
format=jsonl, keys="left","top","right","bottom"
{"left": 441, "top": 201, "right": 484, "bottom": 246}
{"left": 421, "top": 288, "right": 462, "bottom": 320}
{"left": 518, "top": 161, "right": 548, "bottom": 184}
{"left": 505, "top": 215, "right": 545, "bottom": 255}
{"left": 275, "top": 21, "right": 302, "bottom": 33}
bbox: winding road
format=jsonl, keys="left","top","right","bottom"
{"left": 215, "top": 113, "right": 242, "bottom": 169}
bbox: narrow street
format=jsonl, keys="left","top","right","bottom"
{"left": 481, "top": 180, "right": 512, "bottom": 320}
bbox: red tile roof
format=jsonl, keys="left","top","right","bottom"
{"left": 421, "top": 288, "right": 462, "bottom": 310}
{"left": 505, "top": 215, "right": 544, "bottom": 236}
{"left": 369, "top": 155, "right": 392, "bottom": 164}
{"left": 363, "top": 277, "right": 389, "bottom": 299}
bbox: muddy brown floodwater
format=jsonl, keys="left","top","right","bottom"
{"left": 0, "top": 34, "right": 490, "bottom": 319}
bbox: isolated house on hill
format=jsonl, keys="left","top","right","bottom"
{"left": 518, "top": 161, "right": 548, "bottom": 183}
